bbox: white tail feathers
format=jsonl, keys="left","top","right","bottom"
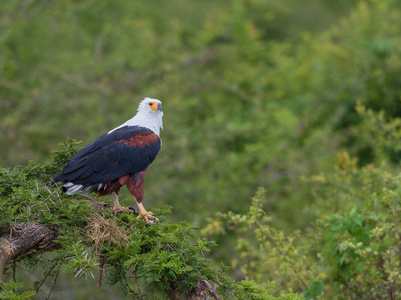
{"left": 62, "top": 182, "right": 106, "bottom": 195}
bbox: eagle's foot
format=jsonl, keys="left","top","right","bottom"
{"left": 137, "top": 211, "right": 159, "bottom": 225}
{"left": 112, "top": 204, "right": 134, "bottom": 213}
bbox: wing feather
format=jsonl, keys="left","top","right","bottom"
{"left": 54, "top": 126, "right": 161, "bottom": 186}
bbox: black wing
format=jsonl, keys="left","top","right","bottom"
{"left": 53, "top": 126, "right": 161, "bottom": 186}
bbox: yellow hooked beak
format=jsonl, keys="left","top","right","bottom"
{"left": 149, "top": 102, "right": 162, "bottom": 111}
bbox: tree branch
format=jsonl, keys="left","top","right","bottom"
{"left": 0, "top": 199, "right": 222, "bottom": 299}
{"left": 166, "top": 279, "right": 221, "bottom": 300}
{"left": 0, "top": 199, "right": 111, "bottom": 282}
{"left": 0, "top": 223, "right": 59, "bottom": 283}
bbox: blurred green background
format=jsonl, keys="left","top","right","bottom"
{"left": 2, "top": 0, "right": 401, "bottom": 225}
{"left": 1, "top": 0, "right": 401, "bottom": 297}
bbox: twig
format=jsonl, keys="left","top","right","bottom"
{"left": 45, "top": 268, "right": 60, "bottom": 300}
{"left": 133, "top": 271, "right": 144, "bottom": 300}
{"left": 96, "top": 253, "right": 105, "bottom": 290}
{"left": 35, "top": 261, "right": 58, "bottom": 294}
{"left": 12, "top": 260, "right": 16, "bottom": 282}
{"left": 11, "top": 260, "right": 16, "bottom": 293}
{"left": 199, "top": 279, "right": 221, "bottom": 300}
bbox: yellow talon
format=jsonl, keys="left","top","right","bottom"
{"left": 112, "top": 204, "right": 132, "bottom": 213}
{"left": 112, "top": 192, "right": 158, "bottom": 224}
{"left": 112, "top": 192, "right": 133, "bottom": 213}
{"left": 137, "top": 211, "right": 159, "bottom": 224}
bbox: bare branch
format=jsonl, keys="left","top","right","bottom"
{"left": 45, "top": 268, "right": 60, "bottom": 300}
{"left": 0, "top": 223, "right": 59, "bottom": 283}
{"left": 0, "top": 199, "right": 113, "bottom": 282}
{"left": 96, "top": 253, "right": 105, "bottom": 290}
{"left": 35, "top": 261, "right": 59, "bottom": 294}
{"left": 166, "top": 279, "right": 221, "bottom": 300}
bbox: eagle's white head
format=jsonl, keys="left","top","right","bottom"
{"left": 108, "top": 97, "right": 164, "bottom": 135}
{"left": 138, "top": 97, "right": 163, "bottom": 114}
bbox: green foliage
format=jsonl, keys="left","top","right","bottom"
{"left": 203, "top": 188, "right": 321, "bottom": 296}
{"left": 2, "top": 0, "right": 401, "bottom": 298}
{"left": 58, "top": 242, "right": 99, "bottom": 279}
{"left": 233, "top": 279, "right": 301, "bottom": 300}
{"left": 0, "top": 140, "right": 299, "bottom": 299}
{"left": 204, "top": 108, "right": 401, "bottom": 299}
{"left": 0, "top": 139, "right": 90, "bottom": 232}
{"left": 2, "top": 0, "right": 401, "bottom": 228}
{"left": 0, "top": 282, "right": 35, "bottom": 300}
{"left": 103, "top": 219, "right": 218, "bottom": 294}
{"left": 303, "top": 280, "right": 324, "bottom": 300}
{"left": 316, "top": 163, "right": 401, "bottom": 298}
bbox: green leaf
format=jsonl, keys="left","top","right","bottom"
{"left": 307, "top": 280, "right": 325, "bottom": 297}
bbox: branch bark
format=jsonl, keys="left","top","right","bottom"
{"left": 0, "top": 199, "right": 111, "bottom": 282}
{"left": 0, "top": 223, "right": 59, "bottom": 283}
{"left": 166, "top": 279, "right": 221, "bottom": 300}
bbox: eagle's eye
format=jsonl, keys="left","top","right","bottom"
{"left": 149, "top": 102, "right": 153, "bottom": 106}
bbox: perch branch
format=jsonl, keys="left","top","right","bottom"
{"left": 0, "top": 199, "right": 221, "bottom": 299}
{"left": 0, "top": 222, "right": 59, "bottom": 283}
{"left": 0, "top": 199, "right": 112, "bottom": 282}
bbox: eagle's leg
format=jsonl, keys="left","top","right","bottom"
{"left": 136, "top": 202, "right": 159, "bottom": 224}
{"left": 112, "top": 192, "right": 131, "bottom": 213}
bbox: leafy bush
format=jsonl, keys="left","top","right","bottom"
{"left": 0, "top": 140, "right": 301, "bottom": 299}
{"left": 203, "top": 107, "right": 401, "bottom": 299}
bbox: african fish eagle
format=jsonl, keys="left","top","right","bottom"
{"left": 53, "top": 97, "right": 163, "bottom": 224}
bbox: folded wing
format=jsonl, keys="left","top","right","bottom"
{"left": 53, "top": 126, "right": 161, "bottom": 186}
